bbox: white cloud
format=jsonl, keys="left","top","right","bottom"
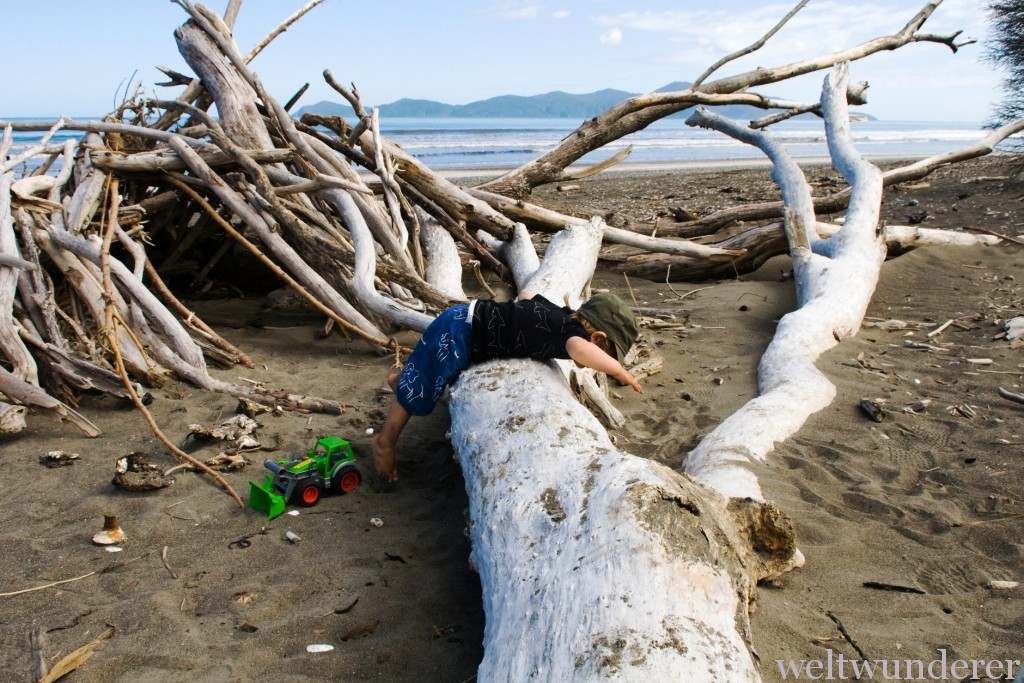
{"left": 552, "top": 10, "right": 570, "bottom": 19}
{"left": 593, "top": 1, "right": 991, "bottom": 68}
{"left": 599, "top": 27, "right": 623, "bottom": 46}
{"left": 578, "top": 0, "right": 996, "bottom": 120}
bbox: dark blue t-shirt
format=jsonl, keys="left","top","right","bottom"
{"left": 469, "top": 295, "right": 588, "bottom": 363}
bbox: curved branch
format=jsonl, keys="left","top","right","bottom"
{"left": 468, "top": 186, "right": 745, "bottom": 259}
{"left": 686, "top": 107, "right": 818, "bottom": 250}
{"left": 685, "top": 65, "right": 885, "bottom": 501}
{"left": 478, "top": 1, "right": 954, "bottom": 196}
{"left": 242, "top": 0, "right": 328, "bottom": 64}
{"left": 692, "top": 0, "right": 809, "bottom": 88}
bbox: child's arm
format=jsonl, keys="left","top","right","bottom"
{"left": 516, "top": 289, "right": 537, "bottom": 301}
{"left": 565, "top": 336, "right": 644, "bottom": 394}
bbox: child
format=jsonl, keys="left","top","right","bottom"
{"left": 371, "top": 289, "right": 643, "bottom": 483}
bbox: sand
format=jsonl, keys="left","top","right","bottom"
{"left": 1, "top": 156, "right": 1021, "bottom": 682}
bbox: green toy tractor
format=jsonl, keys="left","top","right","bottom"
{"left": 248, "top": 435, "right": 361, "bottom": 520}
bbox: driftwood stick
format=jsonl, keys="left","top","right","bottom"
{"left": 0, "top": 365, "right": 101, "bottom": 436}
{"left": 0, "top": 253, "right": 35, "bottom": 271}
{"left": 0, "top": 118, "right": 212, "bottom": 149}
{"left": 468, "top": 186, "right": 745, "bottom": 259}
{"left": 0, "top": 552, "right": 151, "bottom": 599}
{"left": 163, "top": 173, "right": 398, "bottom": 350}
{"left": 90, "top": 146, "right": 291, "bottom": 173}
{"left": 1, "top": 174, "right": 40, "bottom": 384}
{"left": 370, "top": 109, "right": 412, "bottom": 266}
{"left": 692, "top": 0, "right": 810, "bottom": 88}
{"left": 0, "top": 570, "right": 101, "bottom": 599}
{"left": 0, "top": 118, "right": 66, "bottom": 174}
{"left": 97, "top": 178, "right": 244, "bottom": 507}
{"left": 243, "top": 0, "right": 327, "bottom": 63}
{"left": 161, "top": 546, "right": 178, "bottom": 579}
{"left": 961, "top": 224, "right": 1024, "bottom": 246}
{"left": 138, "top": 256, "right": 257, "bottom": 368}
{"left": 13, "top": 210, "right": 63, "bottom": 351}
{"left": 222, "top": 0, "right": 242, "bottom": 29}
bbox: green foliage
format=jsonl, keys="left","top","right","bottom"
{"left": 985, "top": 0, "right": 1024, "bottom": 124}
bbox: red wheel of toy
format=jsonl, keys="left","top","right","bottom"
{"left": 298, "top": 483, "right": 322, "bottom": 506}
{"left": 333, "top": 467, "right": 361, "bottom": 494}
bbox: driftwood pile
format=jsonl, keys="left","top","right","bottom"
{"left": 3, "top": 1, "right": 1023, "bottom": 679}
{"left": 2, "top": 0, "right": 1019, "bottom": 474}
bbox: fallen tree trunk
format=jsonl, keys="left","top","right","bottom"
{"left": 448, "top": 220, "right": 800, "bottom": 680}
{"left": 449, "top": 360, "right": 791, "bottom": 680}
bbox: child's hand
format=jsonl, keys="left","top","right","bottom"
{"left": 617, "top": 369, "right": 644, "bottom": 394}
{"left": 567, "top": 337, "right": 644, "bottom": 395}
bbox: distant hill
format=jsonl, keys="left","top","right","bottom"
{"left": 295, "top": 82, "right": 876, "bottom": 121}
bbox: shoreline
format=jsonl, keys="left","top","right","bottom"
{"left": 438, "top": 154, "right": 934, "bottom": 181}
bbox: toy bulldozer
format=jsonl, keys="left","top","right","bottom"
{"left": 248, "top": 435, "right": 361, "bottom": 520}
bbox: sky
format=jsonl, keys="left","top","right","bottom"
{"left": 0, "top": 0, "right": 1005, "bottom": 123}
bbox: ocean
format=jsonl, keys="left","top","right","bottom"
{"left": 379, "top": 117, "right": 994, "bottom": 170}
{"left": 2, "top": 116, "right": 998, "bottom": 174}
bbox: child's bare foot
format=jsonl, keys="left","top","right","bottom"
{"left": 371, "top": 433, "right": 398, "bottom": 483}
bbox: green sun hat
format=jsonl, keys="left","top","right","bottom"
{"left": 577, "top": 292, "right": 639, "bottom": 360}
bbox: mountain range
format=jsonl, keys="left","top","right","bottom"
{"left": 295, "top": 81, "right": 876, "bottom": 121}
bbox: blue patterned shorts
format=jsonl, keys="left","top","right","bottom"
{"left": 396, "top": 304, "right": 472, "bottom": 416}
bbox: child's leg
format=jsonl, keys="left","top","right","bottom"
{"left": 371, "top": 303, "right": 471, "bottom": 483}
{"left": 372, "top": 398, "right": 410, "bottom": 483}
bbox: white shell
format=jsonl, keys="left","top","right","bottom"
{"left": 306, "top": 644, "right": 334, "bottom": 654}
{"left": 92, "top": 528, "right": 126, "bottom": 545}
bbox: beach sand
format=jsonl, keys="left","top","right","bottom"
{"left": 2, "top": 156, "right": 1021, "bottom": 682}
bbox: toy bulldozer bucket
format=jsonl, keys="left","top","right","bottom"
{"left": 248, "top": 475, "right": 287, "bottom": 520}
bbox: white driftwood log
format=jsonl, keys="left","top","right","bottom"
{"left": 450, "top": 361, "right": 765, "bottom": 680}
{"left": 816, "top": 221, "right": 1002, "bottom": 248}
{"left": 447, "top": 220, "right": 799, "bottom": 680}
{"left": 417, "top": 208, "right": 466, "bottom": 300}
{"left": 1, "top": 173, "right": 39, "bottom": 385}
{"left": 684, "top": 64, "right": 886, "bottom": 501}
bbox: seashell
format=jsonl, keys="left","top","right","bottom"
{"left": 306, "top": 643, "right": 334, "bottom": 653}
{"left": 93, "top": 515, "right": 126, "bottom": 545}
